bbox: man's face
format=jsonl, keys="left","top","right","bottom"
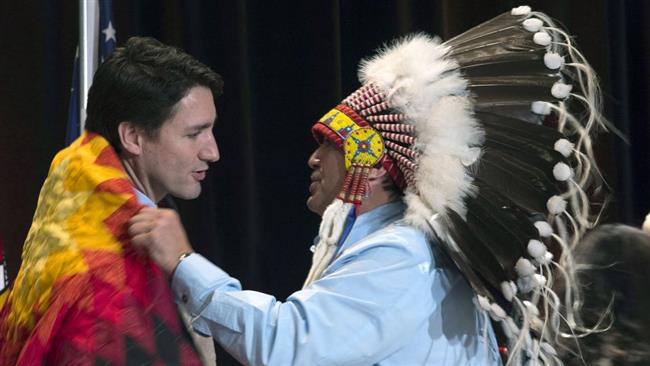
{"left": 139, "top": 86, "right": 219, "bottom": 201}
{"left": 307, "top": 140, "right": 347, "bottom": 215}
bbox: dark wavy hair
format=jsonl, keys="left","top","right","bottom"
{"left": 85, "top": 36, "right": 223, "bottom": 153}
{"left": 559, "top": 224, "right": 650, "bottom": 365}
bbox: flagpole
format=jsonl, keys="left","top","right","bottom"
{"left": 79, "top": 0, "right": 99, "bottom": 134}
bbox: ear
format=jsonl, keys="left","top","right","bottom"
{"left": 367, "top": 166, "right": 389, "bottom": 189}
{"left": 118, "top": 121, "right": 144, "bottom": 155}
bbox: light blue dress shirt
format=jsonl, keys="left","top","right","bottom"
{"left": 172, "top": 201, "right": 501, "bottom": 365}
{"left": 134, "top": 189, "right": 156, "bottom": 207}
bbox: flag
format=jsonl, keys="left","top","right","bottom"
{"left": 0, "top": 238, "right": 7, "bottom": 295}
{"left": 65, "top": 0, "right": 116, "bottom": 145}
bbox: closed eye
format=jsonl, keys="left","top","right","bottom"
{"left": 186, "top": 122, "right": 214, "bottom": 139}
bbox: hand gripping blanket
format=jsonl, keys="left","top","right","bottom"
{"left": 0, "top": 132, "right": 201, "bottom": 365}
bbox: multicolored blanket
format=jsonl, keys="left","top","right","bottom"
{"left": 0, "top": 132, "right": 201, "bottom": 365}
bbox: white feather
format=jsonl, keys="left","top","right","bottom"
{"left": 490, "top": 303, "right": 507, "bottom": 320}
{"left": 540, "top": 342, "right": 558, "bottom": 356}
{"left": 544, "top": 52, "right": 564, "bottom": 69}
{"left": 476, "top": 295, "right": 491, "bottom": 311}
{"left": 515, "top": 258, "right": 536, "bottom": 277}
{"left": 551, "top": 81, "right": 573, "bottom": 99}
{"left": 553, "top": 162, "right": 572, "bottom": 181}
{"left": 533, "top": 31, "right": 552, "bottom": 46}
{"left": 358, "top": 34, "right": 482, "bottom": 227}
{"left": 527, "top": 239, "right": 547, "bottom": 259}
{"left": 531, "top": 101, "right": 551, "bottom": 115}
{"left": 501, "top": 281, "right": 517, "bottom": 302}
{"left": 533, "top": 221, "right": 553, "bottom": 237}
{"left": 523, "top": 18, "right": 544, "bottom": 32}
{"left": 543, "top": 251, "right": 554, "bottom": 264}
{"left": 546, "top": 195, "right": 567, "bottom": 214}
{"left": 553, "top": 138, "right": 574, "bottom": 157}
{"left": 523, "top": 300, "right": 540, "bottom": 317}
{"left": 511, "top": 6, "right": 532, "bottom": 16}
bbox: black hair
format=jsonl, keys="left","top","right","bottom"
{"left": 560, "top": 224, "right": 650, "bottom": 365}
{"left": 85, "top": 36, "right": 223, "bottom": 153}
{"left": 381, "top": 174, "right": 404, "bottom": 201}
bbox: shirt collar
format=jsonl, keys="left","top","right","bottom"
{"left": 134, "top": 188, "right": 157, "bottom": 208}
{"left": 339, "top": 200, "right": 406, "bottom": 250}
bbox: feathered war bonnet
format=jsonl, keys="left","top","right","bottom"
{"left": 305, "top": 5, "right": 605, "bottom": 364}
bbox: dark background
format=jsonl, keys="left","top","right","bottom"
{"left": 1, "top": 1, "right": 648, "bottom": 364}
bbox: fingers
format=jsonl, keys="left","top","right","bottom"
{"left": 129, "top": 207, "right": 159, "bottom": 225}
{"left": 127, "top": 221, "right": 151, "bottom": 239}
{"left": 127, "top": 207, "right": 182, "bottom": 247}
{"left": 126, "top": 207, "right": 192, "bottom": 275}
{"left": 130, "top": 231, "right": 149, "bottom": 250}
{"left": 128, "top": 208, "right": 177, "bottom": 236}
{"left": 128, "top": 208, "right": 160, "bottom": 252}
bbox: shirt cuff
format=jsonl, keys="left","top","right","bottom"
{"left": 171, "top": 253, "right": 240, "bottom": 316}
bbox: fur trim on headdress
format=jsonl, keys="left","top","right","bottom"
{"left": 359, "top": 34, "right": 484, "bottom": 226}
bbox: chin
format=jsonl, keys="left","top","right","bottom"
{"left": 306, "top": 197, "right": 317, "bottom": 214}
{"left": 172, "top": 187, "right": 201, "bottom": 200}
{"left": 306, "top": 197, "right": 326, "bottom": 216}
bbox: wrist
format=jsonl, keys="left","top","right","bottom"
{"left": 169, "top": 251, "right": 194, "bottom": 278}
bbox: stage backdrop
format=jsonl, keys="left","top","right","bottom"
{"left": 1, "top": 1, "right": 649, "bottom": 364}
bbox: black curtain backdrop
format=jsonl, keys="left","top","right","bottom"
{"left": 1, "top": 1, "right": 648, "bottom": 364}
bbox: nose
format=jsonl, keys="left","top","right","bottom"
{"left": 200, "top": 133, "right": 220, "bottom": 163}
{"left": 308, "top": 146, "right": 321, "bottom": 169}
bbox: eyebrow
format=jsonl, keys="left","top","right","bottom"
{"left": 187, "top": 122, "right": 214, "bottom": 132}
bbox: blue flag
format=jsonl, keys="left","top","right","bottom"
{"left": 66, "top": 0, "right": 116, "bottom": 145}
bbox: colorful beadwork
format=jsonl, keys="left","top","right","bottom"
{"left": 343, "top": 128, "right": 384, "bottom": 169}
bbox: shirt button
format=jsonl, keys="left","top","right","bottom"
{"left": 182, "top": 294, "right": 188, "bottom": 304}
